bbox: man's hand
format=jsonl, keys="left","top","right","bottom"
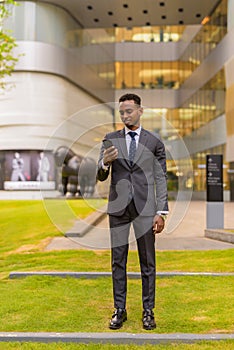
{"left": 152, "top": 215, "right": 165, "bottom": 234}
{"left": 103, "top": 146, "right": 118, "bottom": 166}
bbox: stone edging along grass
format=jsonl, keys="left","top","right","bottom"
{"left": 65, "top": 205, "right": 107, "bottom": 237}
{"left": 0, "top": 331, "right": 233, "bottom": 345}
{"left": 9, "top": 271, "right": 234, "bottom": 279}
{"left": 205, "top": 229, "right": 234, "bottom": 244}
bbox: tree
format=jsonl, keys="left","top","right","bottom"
{"left": 0, "top": 0, "right": 18, "bottom": 91}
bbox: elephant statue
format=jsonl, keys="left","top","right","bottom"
{"left": 54, "top": 146, "right": 97, "bottom": 198}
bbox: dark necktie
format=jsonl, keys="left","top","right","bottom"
{"left": 128, "top": 131, "right": 137, "bottom": 166}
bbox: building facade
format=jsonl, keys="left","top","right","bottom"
{"left": 0, "top": 0, "right": 233, "bottom": 200}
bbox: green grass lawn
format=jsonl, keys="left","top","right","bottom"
{"left": 0, "top": 200, "right": 233, "bottom": 348}
{"left": 0, "top": 341, "right": 233, "bottom": 350}
{"left": 0, "top": 249, "right": 234, "bottom": 281}
{"left": 0, "top": 275, "right": 233, "bottom": 334}
{"left": 0, "top": 199, "right": 105, "bottom": 254}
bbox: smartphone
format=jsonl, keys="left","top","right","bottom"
{"left": 103, "top": 139, "right": 113, "bottom": 149}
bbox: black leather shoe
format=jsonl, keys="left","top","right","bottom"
{"left": 109, "top": 308, "right": 127, "bottom": 329}
{"left": 142, "top": 309, "right": 156, "bottom": 330}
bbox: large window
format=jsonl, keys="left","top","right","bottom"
{"left": 115, "top": 25, "right": 185, "bottom": 43}
{"left": 178, "top": 70, "right": 226, "bottom": 137}
{"left": 115, "top": 61, "right": 193, "bottom": 90}
{"left": 179, "top": 0, "right": 227, "bottom": 75}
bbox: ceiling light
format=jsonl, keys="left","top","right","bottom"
{"left": 189, "top": 103, "right": 216, "bottom": 111}
{"left": 201, "top": 16, "right": 210, "bottom": 25}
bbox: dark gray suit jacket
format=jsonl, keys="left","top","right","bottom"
{"left": 97, "top": 128, "right": 168, "bottom": 217}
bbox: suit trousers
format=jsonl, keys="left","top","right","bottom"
{"left": 109, "top": 200, "right": 156, "bottom": 310}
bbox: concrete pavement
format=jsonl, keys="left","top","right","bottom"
{"left": 45, "top": 201, "right": 234, "bottom": 251}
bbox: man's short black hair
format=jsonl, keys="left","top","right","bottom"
{"left": 119, "top": 93, "right": 141, "bottom": 106}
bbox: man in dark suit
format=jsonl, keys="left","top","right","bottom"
{"left": 97, "top": 93, "right": 168, "bottom": 330}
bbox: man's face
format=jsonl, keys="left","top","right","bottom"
{"left": 119, "top": 100, "right": 143, "bottom": 129}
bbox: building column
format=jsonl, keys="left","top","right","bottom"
{"left": 225, "top": 0, "right": 234, "bottom": 163}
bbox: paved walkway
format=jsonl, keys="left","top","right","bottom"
{"left": 45, "top": 201, "right": 234, "bottom": 251}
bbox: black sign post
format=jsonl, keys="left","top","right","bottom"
{"left": 206, "top": 154, "right": 223, "bottom": 202}
{"left": 206, "top": 155, "right": 224, "bottom": 229}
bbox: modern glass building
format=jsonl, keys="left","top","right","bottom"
{"left": 0, "top": 0, "right": 233, "bottom": 200}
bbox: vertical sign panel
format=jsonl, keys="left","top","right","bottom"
{"left": 206, "top": 154, "right": 223, "bottom": 202}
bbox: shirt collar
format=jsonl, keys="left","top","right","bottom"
{"left": 125, "top": 125, "right": 141, "bottom": 136}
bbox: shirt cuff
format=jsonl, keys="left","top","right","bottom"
{"left": 101, "top": 159, "right": 110, "bottom": 171}
{"left": 157, "top": 211, "right": 169, "bottom": 216}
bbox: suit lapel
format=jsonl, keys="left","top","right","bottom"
{"left": 134, "top": 128, "right": 148, "bottom": 165}
{"left": 117, "top": 129, "right": 129, "bottom": 166}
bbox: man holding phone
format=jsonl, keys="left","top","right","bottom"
{"left": 97, "top": 93, "right": 168, "bottom": 330}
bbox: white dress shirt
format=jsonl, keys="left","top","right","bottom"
{"left": 125, "top": 126, "right": 141, "bottom": 154}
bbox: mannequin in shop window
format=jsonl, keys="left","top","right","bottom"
{"left": 11, "top": 152, "right": 25, "bottom": 181}
{"left": 36, "top": 152, "right": 50, "bottom": 182}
